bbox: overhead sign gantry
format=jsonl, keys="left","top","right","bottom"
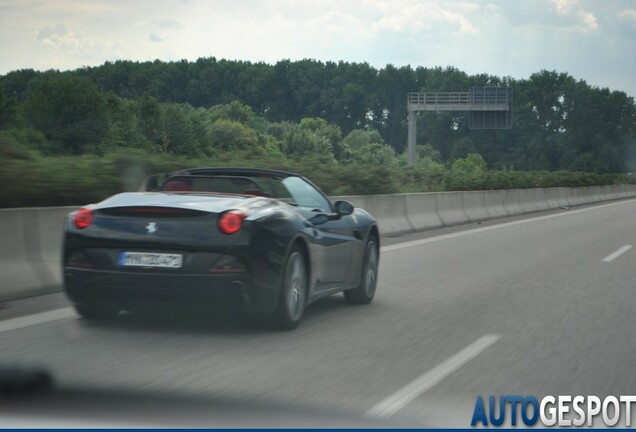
{"left": 406, "top": 87, "right": 513, "bottom": 165}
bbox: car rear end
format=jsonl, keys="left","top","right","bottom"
{"left": 63, "top": 194, "right": 281, "bottom": 315}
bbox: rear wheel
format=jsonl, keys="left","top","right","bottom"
{"left": 272, "top": 246, "right": 307, "bottom": 330}
{"left": 73, "top": 303, "right": 119, "bottom": 320}
{"left": 345, "top": 237, "right": 378, "bottom": 305}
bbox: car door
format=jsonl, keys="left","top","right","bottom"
{"left": 281, "top": 176, "right": 355, "bottom": 284}
{"left": 310, "top": 208, "right": 356, "bottom": 284}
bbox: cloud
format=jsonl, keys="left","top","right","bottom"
{"left": 619, "top": 8, "right": 636, "bottom": 24}
{"left": 157, "top": 19, "right": 183, "bottom": 30}
{"left": 550, "top": 0, "right": 598, "bottom": 31}
{"left": 149, "top": 33, "right": 164, "bottom": 42}
{"left": 370, "top": 1, "right": 478, "bottom": 36}
{"left": 134, "top": 18, "right": 184, "bottom": 36}
{"left": 308, "top": 12, "right": 366, "bottom": 36}
{"left": 34, "top": 23, "right": 127, "bottom": 66}
{"left": 37, "top": 23, "right": 103, "bottom": 55}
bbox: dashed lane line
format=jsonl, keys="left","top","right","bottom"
{"left": 366, "top": 334, "right": 501, "bottom": 418}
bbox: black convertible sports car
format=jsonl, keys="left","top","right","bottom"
{"left": 62, "top": 167, "right": 380, "bottom": 330}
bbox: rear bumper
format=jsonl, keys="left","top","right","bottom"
{"left": 63, "top": 267, "right": 279, "bottom": 314}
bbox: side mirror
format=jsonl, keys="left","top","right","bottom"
{"left": 334, "top": 200, "right": 354, "bottom": 216}
{"left": 308, "top": 213, "right": 330, "bottom": 226}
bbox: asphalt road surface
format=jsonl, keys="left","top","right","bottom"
{"left": 2, "top": 198, "right": 636, "bottom": 427}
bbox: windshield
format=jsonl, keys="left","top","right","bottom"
{"left": 158, "top": 174, "right": 333, "bottom": 213}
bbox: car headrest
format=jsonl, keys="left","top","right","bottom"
{"left": 243, "top": 189, "right": 271, "bottom": 198}
{"left": 162, "top": 180, "right": 191, "bottom": 191}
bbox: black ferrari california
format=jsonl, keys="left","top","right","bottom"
{"left": 62, "top": 167, "right": 380, "bottom": 330}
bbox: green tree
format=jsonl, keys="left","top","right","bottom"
{"left": 451, "top": 153, "right": 487, "bottom": 173}
{"left": 105, "top": 94, "right": 146, "bottom": 149}
{"left": 22, "top": 75, "right": 110, "bottom": 154}
{"left": 210, "top": 119, "right": 259, "bottom": 152}
{"left": 0, "top": 86, "right": 16, "bottom": 128}
{"left": 298, "top": 117, "right": 348, "bottom": 162}
{"left": 343, "top": 129, "right": 395, "bottom": 164}
{"left": 160, "top": 103, "right": 197, "bottom": 155}
{"left": 449, "top": 136, "right": 477, "bottom": 161}
{"left": 416, "top": 144, "right": 441, "bottom": 161}
{"left": 282, "top": 124, "right": 333, "bottom": 158}
{"left": 137, "top": 92, "right": 163, "bottom": 148}
{"left": 209, "top": 100, "right": 255, "bottom": 125}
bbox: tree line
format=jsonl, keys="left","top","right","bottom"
{"left": 1, "top": 58, "right": 635, "bottom": 173}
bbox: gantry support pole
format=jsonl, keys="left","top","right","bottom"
{"left": 407, "top": 111, "right": 417, "bottom": 167}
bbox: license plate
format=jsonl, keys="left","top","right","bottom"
{"left": 118, "top": 252, "right": 183, "bottom": 268}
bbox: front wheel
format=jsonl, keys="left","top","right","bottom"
{"left": 271, "top": 246, "right": 307, "bottom": 330}
{"left": 345, "top": 238, "right": 379, "bottom": 305}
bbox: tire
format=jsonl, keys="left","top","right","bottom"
{"left": 345, "top": 237, "right": 379, "bottom": 305}
{"left": 271, "top": 246, "right": 307, "bottom": 330}
{"left": 73, "top": 303, "right": 119, "bottom": 320}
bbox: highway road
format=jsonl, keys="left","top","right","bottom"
{"left": 2, "top": 198, "right": 636, "bottom": 427}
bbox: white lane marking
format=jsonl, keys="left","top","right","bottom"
{"left": 366, "top": 335, "right": 501, "bottom": 418}
{"left": 0, "top": 307, "right": 76, "bottom": 334}
{"left": 602, "top": 245, "right": 633, "bottom": 263}
{"left": 381, "top": 198, "right": 636, "bottom": 253}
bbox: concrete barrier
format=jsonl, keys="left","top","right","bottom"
{"left": 621, "top": 185, "right": 636, "bottom": 199}
{"left": 556, "top": 187, "right": 573, "bottom": 207}
{"left": 404, "top": 193, "right": 443, "bottom": 231}
{"left": 518, "top": 189, "right": 540, "bottom": 213}
{"left": 482, "top": 190, "right": 508, "bottom": 219}
{"left": 604, "top": 185, "right": 620, "bottom": 200}
{"left": 503, "top": 189, "right": 525, "bottom": 216}
{"left": 0, "top": 207, "right": 77, "bottom": 302}
{"left": 462, "top": 191, "right": 490, "bottom": 222}
{"left": 531, "top": 188, "right": 549, "bottom": 211}
{"left": 35, "top": 207, "right": 77, "bottom": 288}
{"left": 569, "top": 188, "right": 589, "bottom": 206}
{"left": 435, "top": 192, "right": 469, "bottom": 226}
{"left": 588, "top": 186, "right": 604, "bottom": 203}
{"left": 581, "top": 187, "right": 595, "bottom": 203}
{"left": 545, "top": 188, "right": 560, "bottom": 209}
{"left": 356, "top": 194, "right": 413, "bottom": 236}
{"left": 3, "top": 185, "right": 636, "bottom": 302}
{"left": 0, "top": 209, "right": 43, "bottom": 301}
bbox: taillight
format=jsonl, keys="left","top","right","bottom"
{"left": 74, "top": 208, "right": 94, "bottom": 229}
{"left": 218, "top": 211, "right": 246, "bottom": 235}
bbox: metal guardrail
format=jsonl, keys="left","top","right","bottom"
{"left": 407, "top": 92, "right": 510, "bottom": 106}
{"left": 408, "top": 92, "right": 470, "bottom": 105}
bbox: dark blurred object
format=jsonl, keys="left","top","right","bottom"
{"left": 0, "top": 363, "right": 52, "bottom": 395}
{"left": 121, "top": 161, "right": 147, "bottom": 192}
{"left": 0, "top": 387, "right": 417, "bottom": 428}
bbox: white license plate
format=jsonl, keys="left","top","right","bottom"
{"left": 118, "top": 252, "right": 183, "bottom": 268}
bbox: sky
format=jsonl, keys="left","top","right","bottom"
{"left": 0, "top": 0, "right": 635, "bottom": 97}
